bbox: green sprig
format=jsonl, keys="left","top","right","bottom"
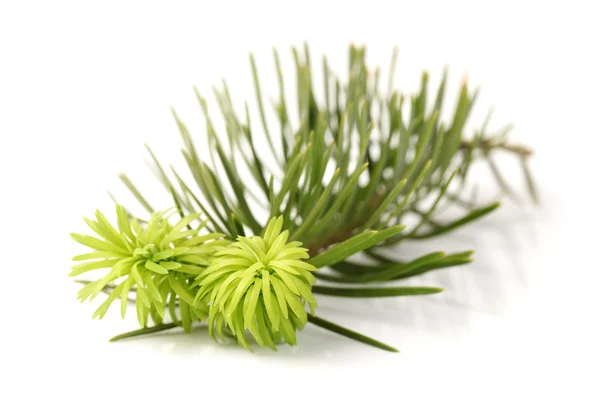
{"left": 70, "top": 205, "right": 229, "bottom": 330}
{"left": 195, "top": 216, "right": 318, "bottom": 351}
{"left": 71, "top": 43, "right": 536, "bottom": 352}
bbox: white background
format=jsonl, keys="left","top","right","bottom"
{"left": 1, "top": 1, "right": 598, "bottom": 398}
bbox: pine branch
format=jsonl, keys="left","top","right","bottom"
{"left": 70, "top": 43, "right": 537, "bottom": 353}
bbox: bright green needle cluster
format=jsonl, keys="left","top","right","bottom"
{"left": 70, "top": 205, "right": 229, "bottom": 330}
{"left": 195, "top": 216, "right": 318, "bottom": 350}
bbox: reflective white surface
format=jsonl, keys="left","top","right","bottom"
{"left": 0, "top": 0, "right": 598, "bottom": 398}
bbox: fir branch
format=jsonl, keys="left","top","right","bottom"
{"left": 71, "top": 43, "right": 537, "bottom": 352}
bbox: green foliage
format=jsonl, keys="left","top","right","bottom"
{"left": 130, "top": 44, "right": 534, "bottom": 252}
{"left": 71, "top": 205, "right": 229, "bottom": 330}
{"left": 71, "top": 43, "right": 536, "bottom": 352}
{"left": 195, "top": 216, "right": 318, "bottom": 351}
